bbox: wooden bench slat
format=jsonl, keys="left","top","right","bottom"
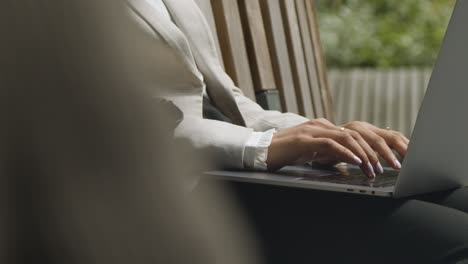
{"left": 260, "top": 0, "right": 300, "bottom": 114}
{"left": 204, "top": 0, "right": 335, "bottom": 119}
{"left": 211, "top": 0, "right": 256, "bottom": 100}
{"left": 238, "top": 0, "right": 276, "bottom": 92}
{"left": 305, "top": 0, "right": 335, "bottom": 122}
{"left": 295, "top": 0, "right": 324, "bottom": 118}
{"left": 281, "top": 0, "right": 315, "bottom": 118}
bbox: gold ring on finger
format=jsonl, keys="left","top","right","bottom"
{"left": 340, "top": 127, "right": 345, "bottom": 132}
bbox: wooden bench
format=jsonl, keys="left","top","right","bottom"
{"left": 195, "top": 0, "right": 335, "bottom": 122}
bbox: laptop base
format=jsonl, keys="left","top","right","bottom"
{"left": 205, "top": 164, "right": 396, "bottom": 198}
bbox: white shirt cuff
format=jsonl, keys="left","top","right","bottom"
{"left": 243, "top": 129, "right": 276, "bottom": 170}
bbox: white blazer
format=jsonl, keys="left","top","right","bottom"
{"left": 127, "top": 0, "right": 308, "bottom": 169}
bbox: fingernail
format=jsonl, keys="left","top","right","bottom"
{"left": 394, "top": 159, "right": 402, "bottom": 169}
{"left": 376, "top": 162, "right": 384, "bottom": 174}
{"left": 353, "top": 156, "right": 363, "bottom": 165}
{"left": 366, "top": 162, "right": 376, "bottom": 178}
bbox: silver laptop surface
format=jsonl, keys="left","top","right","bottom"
{"left": 206, "top": 0, "right": 468, "bottom": 198}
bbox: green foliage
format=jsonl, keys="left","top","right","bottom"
{"left": 315, "top": 0, "right": 455, "bottom": 68}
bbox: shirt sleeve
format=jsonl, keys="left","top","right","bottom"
{"left": 243, "top": 129, "right": 276, "bottom": 170}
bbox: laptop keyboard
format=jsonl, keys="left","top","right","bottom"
{"left": 277, "top": 166, "right": 399, "bottom": 188}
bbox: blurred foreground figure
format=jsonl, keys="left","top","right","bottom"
{"left": 0, "top": 0, "right": 259, "bottom": 263}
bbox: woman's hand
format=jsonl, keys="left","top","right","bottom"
{"left": 266, "top": 119, "right": 409, "bottom": 178}
{"left": 342, "top": 121, "right": 409, "bottom": 168}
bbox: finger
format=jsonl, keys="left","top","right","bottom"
{"left": 386, "top": 136, "right": 407, "bottom": 158}
{"left": 388, "top": 130, "right": 410, "bottom": 144}
{"left": 335, "top": 127, "right": 382, "bottom": 173}
{"left": 399, "top": 133, "right": 410, "bottom": 145}
{"left": 308, "top": 138, "right": 363, "bottom": 167}
{"left": 350, "top": 131, "right": 383, "bottom": 175}
{"left": 369, "top": 133, "right": 401, "bottom": 169}
{"left": 392, "top": 140, "right": 407, "bottom": 158}
{"left": 374, "top": 129, "right": 408, "bottom": 158}
{"left": 329, "top": 130, "right": 376, "bottom": 178}
{"left": 349, "top": 126, "right": 401, "bottom": 169}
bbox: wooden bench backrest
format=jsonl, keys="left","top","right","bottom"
{"left": 195, "top": 0, "right": 335, "bottom": 122}
{"left": 209, "top": 0, "right": 256, "bottom": 100}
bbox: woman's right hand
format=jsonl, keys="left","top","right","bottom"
{"left": 265, "top": 119, "right": 385, "bottom": 178}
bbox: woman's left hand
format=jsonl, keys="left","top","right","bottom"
{"left": 342, "top": 121, "right": 409, "bottom": 169}
{"left": 311, "top": 119, "right": 409, "bottom": 172}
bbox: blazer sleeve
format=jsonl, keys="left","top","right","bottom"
{"left": 186, "top": 6, "right": 310, "bottom": 132}
{"left": 127, "top": 6, "right": 256, "bottom": 169}
{"left": 175, "top": 116, "right": 254, "bottom": 169}
{"left": 232, "top": 86, "right": 310, "bottom": 132}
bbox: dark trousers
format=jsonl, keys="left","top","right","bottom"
{"left": 219, "top": 182, "right": 468, "bottom": 264}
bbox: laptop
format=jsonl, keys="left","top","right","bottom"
{"left": 206, "top": 0, "right": 468, "bottom": 198}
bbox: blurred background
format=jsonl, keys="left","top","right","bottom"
{"left": 315, "top": 0, "right": 455, "bottom": 136}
